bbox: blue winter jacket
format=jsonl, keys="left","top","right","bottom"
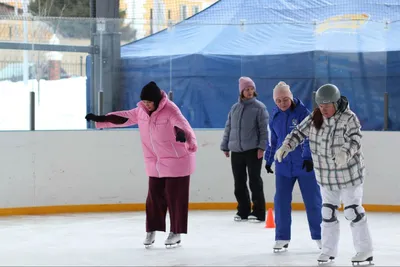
{"left": 264, "top": 98, "right": 313, "bottom": 177}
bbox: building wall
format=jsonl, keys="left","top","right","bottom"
{"left": 142, "top": 0, "right": 217, "bottom": 36}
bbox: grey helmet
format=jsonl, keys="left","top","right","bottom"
{"left": 315, "top": 84, "right": 341, "bottom": 106}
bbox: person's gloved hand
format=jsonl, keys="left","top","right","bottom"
{"left": 175, "top": 127, "right": 186, "bottom": 142}
{"left": 302, "top": 159, "right": 314, "bottom": 172}
{"left": 274, "top": 144, "right": 290, "bottom": 163}
{"left": 265, "top": 165, "right": 274, "bottom": 174}
{"left": 85, "top": 113, "right": 106, "bottom": 122}
{"left": 334, "top": 151, "right": 348, "bottom": 167}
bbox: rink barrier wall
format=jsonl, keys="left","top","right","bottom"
{"left": 0, "top": 130, "right": 398, "bottom": 216}
{"left": 2, "top": 203, "right": 400, "bottom": 217}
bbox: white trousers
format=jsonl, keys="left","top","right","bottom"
{"left": 320, "top": 184, "right": 373, "bottom": 257}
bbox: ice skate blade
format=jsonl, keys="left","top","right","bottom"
{"left": 165, "top": 240, "right": 181, "bottom": 248}
{"left": 317, "top": 257, "right": 335, "bottom": 265}
{"left": 318, "top": 261, "right": 333, "bottom": 265}
{"left": 352, "top": 256, "right": 374, "bottom": 266}
{"left": 144, "top": 242, "right": 154, "bottom": 249}
{"left": 144, "top": 240, "right": 155, "bottom": 249}
{"left": 248, "top": 219, "right": 262, "bottom": 223}
{"left": 273, "top": 248, "right": 287, "bottom": 253}
{"left": 273, "top": 244, "right": 288, "bottom": 253}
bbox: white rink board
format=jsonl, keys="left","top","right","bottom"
{"left": 0, "top": 130, "right": 397, "bottom": 208}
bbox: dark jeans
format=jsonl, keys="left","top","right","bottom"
{"left": 146, "top": 176, "right": 190, "bottom": 234}
{"left": 231, "top": 149, "right": 266, "bottom": 220}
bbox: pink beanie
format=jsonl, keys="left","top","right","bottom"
{"left": 273, "top": 81, "right": 293, "bottom": 101}
{"left": 239, "top": 76, "right": 256, "bottom": 94}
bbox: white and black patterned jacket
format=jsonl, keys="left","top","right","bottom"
{"left": 282, "top": 97, "right": 365, "bottom": 190}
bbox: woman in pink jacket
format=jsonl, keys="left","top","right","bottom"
{"left": 85, "top": 81, "right": 197, "bottom": 248}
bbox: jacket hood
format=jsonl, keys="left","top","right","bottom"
{"left": 337, "top": 96, "right": 349, "bottom": 113}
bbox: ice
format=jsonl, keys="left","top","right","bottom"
{"left": 0, "top": 210, "right": 396, "bottom": 266}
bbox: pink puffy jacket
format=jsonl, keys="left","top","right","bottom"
{"left": 96, "top": 91, "right": 197, "bottom": 178}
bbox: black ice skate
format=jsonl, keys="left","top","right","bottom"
{"left": 165, "top": 232, "right": 181, "bottom": 248}
{"left": 273, "top": 240, "right": 289, "bottom": 253}
{"left": 351, "top": 252, "right": 374, "bottom": 266}
{"left": 143, "top": 231, "right": 155, "bottom": 248}
{"left": 317, "top": 253, "right": 335, "bottom": 264}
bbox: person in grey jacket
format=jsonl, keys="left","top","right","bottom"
{"left": 220, "top": 76, "right": 269, "bottom": 222}
{"left": 274, "top": 84, "right": 373, "bottom": 265}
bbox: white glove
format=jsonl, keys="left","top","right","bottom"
{"left": 334, "top": 151, "right": 348, "bottom": 167}
{"left": 274, "top": 144, "right": 290, "bottom": 163}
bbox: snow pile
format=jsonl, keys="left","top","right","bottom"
{"left": 0, "top": 77, "right": 87, "bottom": 131}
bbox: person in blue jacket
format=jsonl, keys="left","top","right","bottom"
{"left": 265, "top": 81, "right": 322, "bottom": 252}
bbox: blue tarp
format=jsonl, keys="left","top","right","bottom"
{"left": 89, "top": 0, "right": 400, "bottom": 130}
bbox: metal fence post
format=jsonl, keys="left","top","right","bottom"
{"left": 168, "top": 90, "right": 174, "bottom": 102}
{"left": 30, "top": 91, "right": 35, "bottom": 131}
{"left": 384, "top": 92, "right": 389, "bottom": 130}
{"left": 98, "top": 90, "right": 104, "bottom": 115}
{"left": 80, "top": 56, "right": 83, "bottom": 76}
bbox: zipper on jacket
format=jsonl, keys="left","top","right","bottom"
{"left": 171, "top": 142, "right": 179, "bottom": 157}
{"left": 238, "top": 105, "right": 244, "bottom": 151}
{"left": 149, "top": 118, "right": 160, "bottom": 177}
{"left": 285, "top": 113, "right": 292, "bottom": 174}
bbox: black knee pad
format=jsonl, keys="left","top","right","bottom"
{"left": 322, "top": 203, "right": 339, "bottom": 223}
{"left": 344, "top": 204, "right": 365, "bottom": 223}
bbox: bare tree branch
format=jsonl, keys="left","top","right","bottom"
{"left": 55, "top": 0, "right": 68, "bottom": 35}
{"left": 48, "top": 0, "right": 54, "bottom": 17}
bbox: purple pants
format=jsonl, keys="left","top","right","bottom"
{"left": 146, "top": 175, "right": 190, "bottom": 234}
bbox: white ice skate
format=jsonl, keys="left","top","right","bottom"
{"left": 248, "top": 215, "right": 263, "bottom": 223}
{"left": 351, "top": 252, "right": 373, "bottom": 266}
{"left": 273, "top": 240, "right": 289, "bottom": 253}
{"left": 234, "top": 214, "right": 247, "bottom": 222}
{"left": 143, "top": 231, "right": 155, "bottom": 248}
{"left": 165, "top": 232, "right": 181, "bottom": 248}
{"left": 315, "top": 239, "right": 322, "bottom": 249}
{"left": 317, "top": 253, "right": 335, "bottom": 264}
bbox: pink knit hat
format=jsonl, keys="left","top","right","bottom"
{"left": 239, "top": 76, "right": 256, "bottom": 94}
{"left": 273, "top": 81, "right": 293, "bottom": 101}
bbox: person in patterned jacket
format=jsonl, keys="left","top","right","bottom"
{"left": 274, "top": 84, "right": 373, "bottom": 265}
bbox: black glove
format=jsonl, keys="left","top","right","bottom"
{"left": 175, "top": 126, "right": 186, "bottom": 142}
{"left": 105, "top": 115, "right": 129, "bottom": 124}
{"left": 265, "top": 165, "right": 274, "bottom": 174}
{"left": 85, "top": 113, "right": 128, "bottom": 124}
{"left": 302, "top": 159, "right": 314, "bottom": 172}
{"left": 85, "top": 113, "right": 107, "bottom": 122}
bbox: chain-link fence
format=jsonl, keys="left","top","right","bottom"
{"left": 0, "top": 0, "right": 216, "bottom": 82}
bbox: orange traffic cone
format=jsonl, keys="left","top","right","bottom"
{"left": 265, "top": 208, "right": 275, "bottom": 228}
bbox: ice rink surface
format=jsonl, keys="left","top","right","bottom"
{"left": 0, "top": 210, "right": 397, "bottom": 266}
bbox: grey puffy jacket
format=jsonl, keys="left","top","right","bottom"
{"left": 220, "top": 97, "right": 269, "bottom": 153}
